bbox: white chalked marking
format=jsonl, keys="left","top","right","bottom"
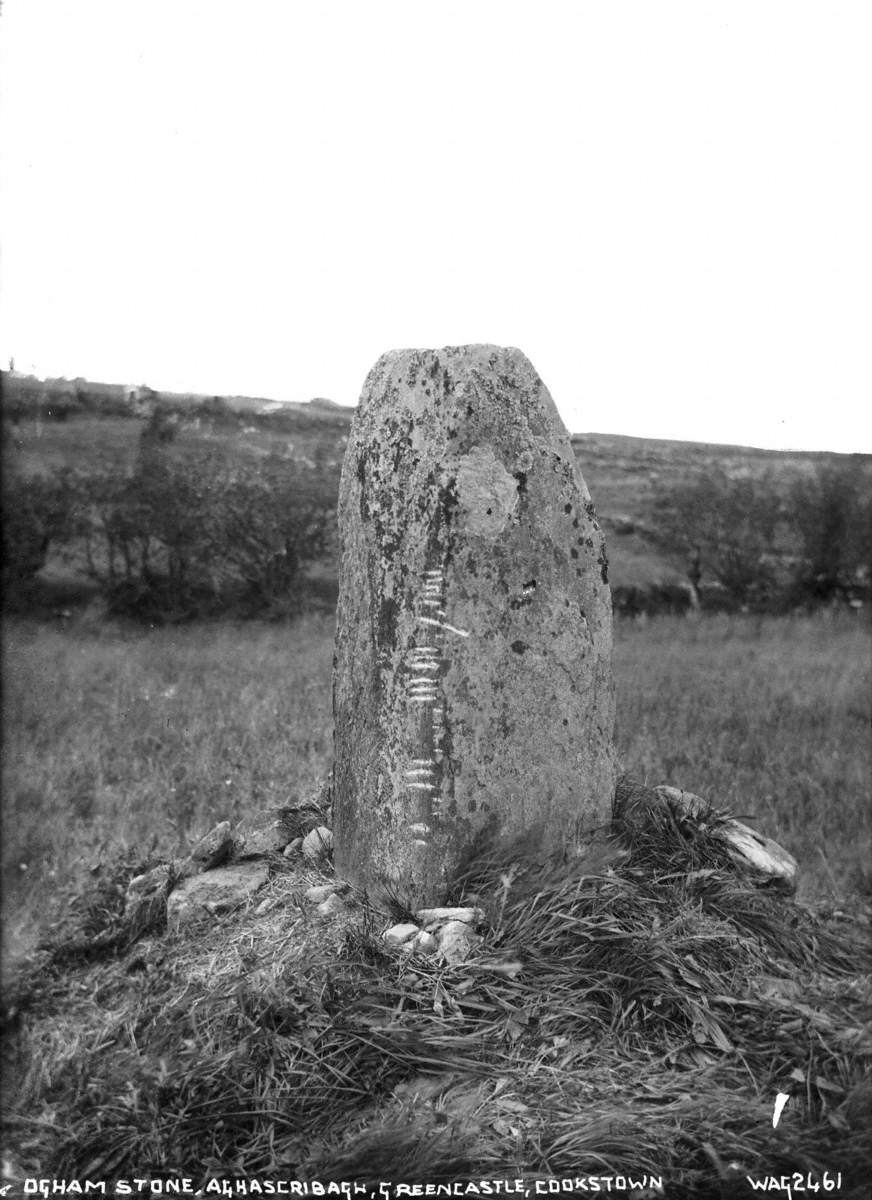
{"left": 772, "top": 1093, "right": 790, "bottom": 1128}
{"left": 409, "top": 823, "right": 431, "bottom": 834}
{"left": 420, "top": 616, "right": 470, "bottom": 638}
{"left": 408, "top": 782, "right": 437, "bottom": 791}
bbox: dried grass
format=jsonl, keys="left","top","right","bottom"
{"left": 3, "top": 813, "right": 870, "bottom": 1196}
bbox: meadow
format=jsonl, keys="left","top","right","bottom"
{"left": 3, "top": 608, "right": 871, "bottom": 1191}
{"left": 3, "top": 608, "right": 869, "bottom": 962}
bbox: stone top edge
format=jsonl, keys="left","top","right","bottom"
{"left": 362, "top": 346, "right": 543, "bottom": 397}
{"left": 372, "top": 344, "right": 532, "bottom": 365}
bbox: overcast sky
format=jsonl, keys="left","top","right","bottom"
{"left": 1, "top": 1, "right": 869, "bottom": 451}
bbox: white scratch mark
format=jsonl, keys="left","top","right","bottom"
{"left": 420, "top": 616, "right": 470, "bottom": 638}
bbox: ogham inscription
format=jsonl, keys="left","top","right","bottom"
{"left": 333, "top": 346, "right": 616, "bottom": 907}
{"left": 403, "top": 564, "right": 473, "bottom": 849}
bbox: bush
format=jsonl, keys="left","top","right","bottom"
{"left": 652, "top": 469, "right": 781, "bottom": 609}
{"left": 784, "top": 460, "right": 872, "bottom": 604}
{"left": 1, "top": 466, "right": 78, "bottom": 593}
{"left": 70, "top": 441, "right": 338, "bottom": 620}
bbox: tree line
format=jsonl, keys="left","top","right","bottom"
{"left": 2, "top": 416, "right": 339, "bottom": 621}
{"left": 3, "top": 419, "right": 869, "bottom": 620}
{"left": 651, "top": 461, "right": 871, "bottom": 612}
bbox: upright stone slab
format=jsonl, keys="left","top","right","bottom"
{"left": 333, "top": 346, "right": 616, "bottom": 906}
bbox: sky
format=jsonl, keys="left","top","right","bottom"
{"left": 1, "top": 1, "right": 869, "bottom": 452}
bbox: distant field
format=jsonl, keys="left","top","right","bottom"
{"left": 9, "top": 406, "right": 867, "bottom": 601}
{"left": 3, "top": 611, "right": 868, "bottom": 960}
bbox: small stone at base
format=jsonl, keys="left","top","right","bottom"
{"left": 316, "top": 892, "right": 346, "bottom": 917}
{"left": 383, "top": 922, "right": 419, "bottom": 948}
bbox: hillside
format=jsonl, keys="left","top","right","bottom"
{"left": 3, "top": 371, "right": 869, "bottom": 608}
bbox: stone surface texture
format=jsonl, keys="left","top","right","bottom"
{"left": 333, "top": 345, "right": 616, "bottom": 906}
{"left": 302, "top": 826, "right": 334, "bottom": 862}
{"left": 234, "top": 807, "right": 309, "bottom": 857}
{"left": 166, "top": 862, "right": 269, "bottom": 928}
{"left": 436, "top": 919, "right": 481, "bottom": 964}
{"left": 189, "top": 821, "right": 233, "bottom": 869}
{"left": 383, "top": 923, "right": 420, "bottom": 948}
{"left": 415, "top": 906, "right": 484, "bottom": 928}
{"left": 316, "top": 892, "right": 347, "bottom": 917}
{"left": 305, "top": 882, "right": 347, "bottom": 904}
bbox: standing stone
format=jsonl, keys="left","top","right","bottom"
{"left": 333, "top": 346, "right": 615, "bottom": 906}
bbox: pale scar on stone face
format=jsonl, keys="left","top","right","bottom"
{"left": 455, "top": 445, "right": 519, "bottom": 539}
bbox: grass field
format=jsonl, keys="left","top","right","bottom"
{"left": 3, "top": 610, "right": 871, "bottom": 1191}
{"left": 3, "top": 610, "right": 869, "bottom": 962}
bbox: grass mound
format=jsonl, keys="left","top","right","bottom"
{"left": 2, "top": 821, "right": 870, "bottom": 1196}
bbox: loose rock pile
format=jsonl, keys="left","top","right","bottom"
{"left": 122, "top": 804, "right": 334, "bottom": 934}
{"left": 118, "top": 772, "right": 797, "bottom": 975}
{"left": 120, "top": 798, "right": 496, "bottom": 964}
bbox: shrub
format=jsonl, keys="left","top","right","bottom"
{"left": 1, "top": 466, "right": 79, "bottom": 593}
{"left": 69, "top": 442, "right": 338, "bottom": 620}
{"left": 652, "top": 469, "right": 782, "bottom": 609}
{"left": 784, "top": 460, "right": 872, "bottom": 604}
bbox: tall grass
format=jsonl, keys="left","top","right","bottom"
{"left": 1, "top": 615, "right": 335, "bottom": 953}
{"left": 614, "top": 612, "right": 871, "bottom": 903}
{"left": 3, "top": 611, "right": 869, "bottom": 956}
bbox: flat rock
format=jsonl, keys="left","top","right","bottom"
{"left": 615, "top": 776, "right": 798, "bottom": 893}
{"left": 304, "top": 882, "right": 349, "bottom": 904}
{"left": 234, "top": 808, "right": 301, "bottom": 857}
{"left": 188, "top": 820, "right": 233, "bottom": 869}
{"left": 719, "top": 821, "right": 798, "bottom": 893}
{"left": 383, "top": 922, "right": 420, "bottom": 948}
{"left": 166, "top": 862, "right": 270, "bottom": 928}
{"left": 415, "top": 905, "right": 484, "bottom": 928}
{"left": 410, "top": 929, "right": 437, "bottom": 955}
{"left": 316, "top": 892, "right": 347, "bottom": 917}
{"left": 302, "top": 826, "right": 334, "bottom": 862}
{"left": 437, "top": 919, "right": 481, "bottom": 965}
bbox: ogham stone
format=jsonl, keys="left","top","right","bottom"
{"left": 332, "top": 345, "right": 616, "bottom": 906}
